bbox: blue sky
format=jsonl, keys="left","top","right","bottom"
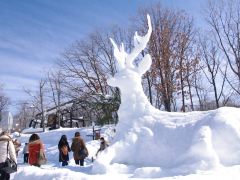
{"left": 0, "top": 0, "right": 207, "bottom": 113}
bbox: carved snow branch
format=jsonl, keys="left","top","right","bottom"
{"left": 110, "top": 14, "right": 152, "bottom": 70}
{"left": 126, "top": 14, "right": 152, "bottom": 68}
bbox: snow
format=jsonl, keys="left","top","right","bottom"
{"left": 21, "top": 127, "right": 46, "bottom": 134}
{"left": 11, "top": 120, "right": 240, "bottom": 180}
{"left": 9, "top": 15, "right": 240, "bottom": 179}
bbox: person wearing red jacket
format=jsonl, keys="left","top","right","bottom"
{"left": 28, "top": 133, "right": 45, "bottom": 167}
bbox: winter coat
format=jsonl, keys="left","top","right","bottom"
{"left": 99, "top": 141, "right": 109, "bottom": 151}
{"left": 71, "top": 137, "right": 88, "bottom": 160}
{"left": 28, "top": 139, "right": 44, "bottom": 165}
{"left": 58, "top": 140, "right": 70, "bottom": 162}
{"left": 96, "top": 141, "right": 109, "bottom": 156}
{"left": 0, "top": 135, "right": 17, "bottom": 164}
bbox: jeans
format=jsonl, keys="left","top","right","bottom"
{"left": 24, "top": 153, "right": 29, "bottom": 163}
{"left": 62, "top": 161, "right": 68, "bottom": 166}
{"left": 75, "top": 159, "right": 84, "bottom": 166}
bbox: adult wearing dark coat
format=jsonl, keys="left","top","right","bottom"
{"left": 71, "top": 132, "right": 88, "bottom": 166}
{"left": 58, "top": 135, "right": 70, "bottom": 166}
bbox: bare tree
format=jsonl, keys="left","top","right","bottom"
{"left": 14, "top": 101, "right": 36, "bottom": 130}
{"left": 200, "top": 37, "right": 227, "bottom": 108}
{"left": 194, "top": 77, "right": 207, "bottom": 110}
{"left": 58, "top": 28, "right": 133, "bottom": 125}
{"left": 175, "top": 17, "right": 197, "bottom": 112}
{"left": 24, "top": 78, "right": 47, "bottom": 131}
{"left": 47, "top": 70, "right": 67, "bottom": 127}
{"left": 205, "top": 0, "right": 240, "bottom": 94}
{"left": 184, "top": 51, "right": 200, "bottom": 111}
{"left": 58, "top": 27, "right": 131, "bottom": 110}
{"left": 39, "top": 79, "right": 46, "bottom": 131}
{"left": 59, "top": 37, "right": 109, "bottom": 97}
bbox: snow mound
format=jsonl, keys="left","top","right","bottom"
{"left": 13, "top": 166, "right": 88, "bottom": 180}
{"left": 92, "top": 15, "right": 240, "bottom": 177}
{"left": 93, "top": 107, "right": 240, "bottom": 177}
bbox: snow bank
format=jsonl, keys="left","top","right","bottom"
{"left": 93, "top": 107, "right": 240, "bottom": 177}
{"left": 13, "top": 166, "right": 88, "bottom": 180}
{"left": 13, "top": 165, "right": 127, "bottom": 180}
{"left": 21, "top": 127, "right": 45, "bottom": 134}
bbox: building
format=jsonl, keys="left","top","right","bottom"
{"left": 28, "top": 94, "right": 119, "bottom": 130}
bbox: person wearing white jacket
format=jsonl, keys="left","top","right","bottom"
{"left": 0, "top": 131, "right": 17, "bottom": 180}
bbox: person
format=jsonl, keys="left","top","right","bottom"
{"left": 0, "top": 131, "right": 17, "bottom": 180}
{"left": 71, "top": 132, "right": 88, "bottom": 166}
{"left": 13, "top": 139, "right": 21, "bottom": 157}
{"left": 58, "top": 135, "right": 71, "bottom": 166}
{"left": 28, "top": 133, "right": 45, "bottom": 167}
{"left": 23, "top": 143, "right": 29, "bottom": 163}
{"left": 96, "top": 137, "right": 109, "bottom": 156}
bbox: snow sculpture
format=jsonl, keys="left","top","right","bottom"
{"left": 93, "top": 15, "right": 240, "bottom": 177}
{"left": 107, "top": 14, "right": 154, "bottom": 137}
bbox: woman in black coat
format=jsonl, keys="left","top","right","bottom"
{"left": 58, "top": 135, "right": 71, "bottom": 166}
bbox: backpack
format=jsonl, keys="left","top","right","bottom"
{"left": 79, "top": 148, "right": 88, "bottom": 159}
{"left": 61, "top": 145, "right": 68, "bottom": 156}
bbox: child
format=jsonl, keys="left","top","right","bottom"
{"left": 23, "top": 143, "right": 29, "bottom": 163}
{"left": 96, "top": 137, "right": 109, "bottom": 156}
{"left": 13, "top": 139, "right": 21, "bottom": 157}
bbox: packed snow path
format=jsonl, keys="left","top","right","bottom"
{"left": 11, "top": 123, "right": 240, "bottom": 179}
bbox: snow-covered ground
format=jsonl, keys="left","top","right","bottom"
{"left": 12, "top": 125, "right": 118, "bottom": 180}
{"left": 10, "top": 118, "right": 240, "bottom": 180}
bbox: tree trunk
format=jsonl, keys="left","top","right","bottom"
{"left": 146, "top": 72, "right": 153, "bottom": 105}
{"left": 187, "top": 78, "right": 194, "bottom": 111}
{"left": 180, "top": 66, "right": 185, "bottom": 112}
{"left": 212, "top": 78, "right": 219, "bottom": 108}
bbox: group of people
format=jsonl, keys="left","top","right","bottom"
{"left": 57, "top": 132, "right": 108, "bottom": 167}
{"left": 0, "top": 131, "right": 46, "bottom": 180}
{"left": 0, "top": 130, "right": 109, "bottom": 180}
{"left": 58, "top": 132, "right": 89, "bottom": 166}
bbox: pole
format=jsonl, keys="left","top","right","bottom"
{"left": 92, "top": 121, "right": 95, "bottom": 140}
